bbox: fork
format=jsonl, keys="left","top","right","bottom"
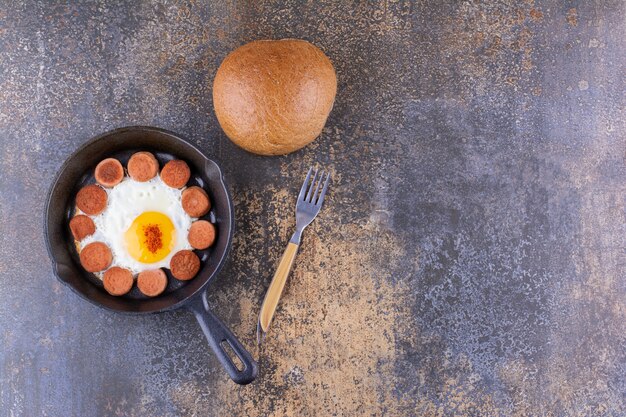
{"left": 257, "top": 167, "right": 331, "bottom": 344}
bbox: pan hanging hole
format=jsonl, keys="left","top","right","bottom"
{"left": 220, "top": 340, "right": 244, "bottom": 372}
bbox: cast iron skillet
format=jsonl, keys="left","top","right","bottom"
{"left": 44, "top": 126, "right": 258, "bottom": 385}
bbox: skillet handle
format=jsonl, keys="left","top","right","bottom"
{"left": 188, "top": 293, "right": 258, "bottom": 385}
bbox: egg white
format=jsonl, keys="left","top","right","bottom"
{"left": 81, "top": 176, "right": 194, "bottom": 276}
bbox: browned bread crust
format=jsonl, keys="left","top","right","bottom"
{"left": 213, "top": 39, "right": 337, "bottom": 155}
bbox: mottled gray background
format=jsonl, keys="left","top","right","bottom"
{"left": 0, "top": 1, "right": 624, "bottom": 416}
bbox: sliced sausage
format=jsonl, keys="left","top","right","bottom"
{"left": 170, "top": 250, "right": 200, "bottom": 281}
{"left": 103, "top": 267, "right": 134, "bottom": 296}
{"left": 76, "top": 184, "right": 107, "bottom": 215}
{"left": 160, "top": 159, "right": 191, "bottom": 189}
{"left": 127, "top": 151, "right": 159, "bottom": 182}
{"left": 188, "top": 220, "right": 216, "bottom": 250}
{"left": 181, "top": 186, "right": 211, "bottom": 217}
{"left": 95, "top": 158, "right": 124, "bottom": 188}
{"left": 79, "top": 242, "right": 112, "bottom": 272}
{"left": 69, "top": 215, "right": 96, "bottom": 241}
{"left": 137, "top": 269, "right": 168, "bottom": 297}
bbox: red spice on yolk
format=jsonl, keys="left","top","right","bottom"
{"left": 125, "top": 212, "right": 174, "bottom": 263}
{"left": 143, "top": 224, "right": 163, "bottom": 254}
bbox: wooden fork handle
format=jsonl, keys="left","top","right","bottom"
{"left": 258, "top": 242, "right": 299, "bottom": 338}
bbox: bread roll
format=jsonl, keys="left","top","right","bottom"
{"left": 213, "top": 39, "right": 337, "bottom": 155}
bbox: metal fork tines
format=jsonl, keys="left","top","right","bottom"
{"left": 257, "top": 166, "right": 331, "bottom": 344}
{"left": 291, "top": 167, "right": 331, "bottom": 244}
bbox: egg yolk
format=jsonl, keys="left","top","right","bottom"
{"left": 125, "top": 212, "right": 175, "bottom": 263}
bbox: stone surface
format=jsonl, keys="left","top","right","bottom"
{"left": 0, "top": 1, "right": 624, "bottom": 416}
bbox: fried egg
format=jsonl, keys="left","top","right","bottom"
{"left": 81, "top": 177, "right": 193, "bottom": 275}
